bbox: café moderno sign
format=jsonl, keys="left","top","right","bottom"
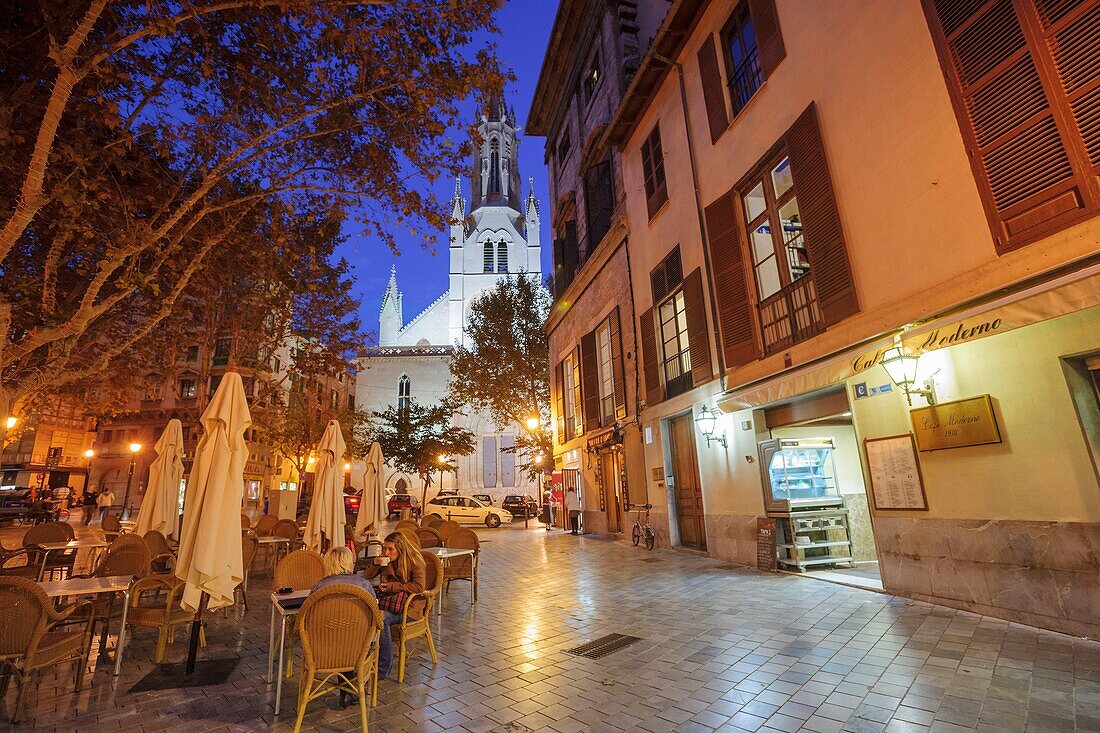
{"left": 909, "top": 395, "right": 1002, "bottom": 451}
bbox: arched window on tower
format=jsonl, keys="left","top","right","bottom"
{"left": 483, "top": 240, "right": 494, "bottom": 272}
{"left": 397, "top": 374, "right": 410, "bottom": 411}
{"left": 497, "top": 240, "right": 508, "bottom": 273}
{"left": 489, "top": 138, "right": 501, "bottom": 195}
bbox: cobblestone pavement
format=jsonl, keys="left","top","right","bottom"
{"left": 3, "top": 520, "right": 1099, "bottom": 732}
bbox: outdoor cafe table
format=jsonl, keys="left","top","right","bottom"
{"left": 423, "top": 546, "right": 476, "bottom": 614}
{"left": 267, "top": 589, "right": 309, "bottom": 715}
{"left": 35, "top": 538, "right": 108, "bottom": 581}
{"left": 257, "top": 534, "right": 292, "bottom": 572}
{"left": 38, "top": 575, "right": 133, "bottom": 676}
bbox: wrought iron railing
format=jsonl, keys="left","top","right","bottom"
{"left": 729, "top": 47, "right": 763, "bottom": 114}
{"left": 757, "top": 276, "right": 823, "bottom": 354}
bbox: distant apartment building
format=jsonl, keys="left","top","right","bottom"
{"left": 1, "top": 395, "right": 96, "bottom": 494}
{"left": 536, "top": 0, "right": 1100, "bottom": 638}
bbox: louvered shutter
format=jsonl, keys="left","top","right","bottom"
{"left": 640, "top": 307, "right": 663, "bottom": 406}
{"left": 584, "top": 161, "right": 615, "bottom": 247}
{"left": 682, "top": 268, "right": 713, "bottom": 386}
{"left": 610, "top": 307, "right": 627, "bottom": 419}
{"left": 642, "top": 127, "right": 668, "bottom": 219}
{"left": 554, "top": 361, "right": 565, "bottom": 443}
{"left": 697, "top": 35, "right": 729, "bottom": 142}
{"left": 482, "top": 436, "right": 497, "bottom": 488}
{"left": 783, "top": 104, "right": 859, "bottom": 326}
{"left": 570, "top": 346, "right": 583, "bottom": 437}
{"left": 921, "top": 0, "right": 1099, "bottom": 253}
{"left": 748, "top": 0, "right": 786, "bottom": 77}
{"left": 580, "top": 331, "right": 601, "bottom": 432}
{"left": 705, "top": 190, "right": 758, "bottom": 367}
{"left": 499, "top": 435, "right": 516, "bottom": 487}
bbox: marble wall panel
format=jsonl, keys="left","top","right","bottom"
{"left": 846, "top": 492, "right": 878, "bottom": 562}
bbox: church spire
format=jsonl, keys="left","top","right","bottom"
{"left": 472, "top": 87, "right": 522, "bottom": 212}
{"left": 449, "top": 177, "right": 465, "bottom": 220}
{"left": 378, "top": 265, "right": 403, "bottom": 345}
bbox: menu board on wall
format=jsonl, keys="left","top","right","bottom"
{"left": 864, "top": 434, "right": 928, "bottom": 510}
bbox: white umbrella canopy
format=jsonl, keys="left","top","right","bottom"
{"left": 354, "top": 441, "right": 384, "bottom": 538}
{"left": 134, "top": 418, "right": 184, "bottom": 539}
{"left": 175, "top": 371, "right": 251, "bottom": 612}
{"left": 304, "top": 419, "right": 346, "bottom": 553}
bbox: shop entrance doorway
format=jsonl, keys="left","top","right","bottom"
{"left": 763, "top": 388, "right": 881, "bottom": 589}
{"left": 668, "top": 413, "right": 707, "bottom": 550}
{"left": 599, "top": 451, "right": 623, "bottom": 533}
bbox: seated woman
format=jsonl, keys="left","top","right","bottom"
{"left": 363, "top": 531, "right": 427, "bottom": 627}
{"left": 312, "top": 546, "right": 393, "bottom": 679}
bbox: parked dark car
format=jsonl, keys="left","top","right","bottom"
{"left": 386, "top": 493, "right": 421, "bottom": 519}
{"left": 502, "top": 494, "right": 538, "bottom": 519}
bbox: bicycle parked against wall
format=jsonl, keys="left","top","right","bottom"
{"left": 627, "top": 503, "right": 655, "bottom": 551}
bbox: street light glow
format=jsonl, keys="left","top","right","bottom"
{"left": 5, "top": 416, "right": 16, "bottom": 429}
{"left": 129, "top": 442, "right": 142, "bottom": 453}
{"left": 343, "top": 462, "right": 351, "bottom": 471}
{"left": 84, "top": 449, "right": 95, "bottom": 458}
{"left": 437, "top": 454, "right": 447, "bottom": 464}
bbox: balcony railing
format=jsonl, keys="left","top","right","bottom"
{"left": 728, "top": 47, "right": 763, "bottom": 115}
{"left": 757, "top": 276, "right": 823, "bottom": 355}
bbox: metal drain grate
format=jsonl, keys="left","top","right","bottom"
{"left": 565, "top": 633, "right": 642, "bottom": 659}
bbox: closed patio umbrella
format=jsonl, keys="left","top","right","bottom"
{"left": 354, "top": 441, "right": 384, "bottom": 539}
{"left": 134, "top": 419, "right": 184, "bottom": 539}
{"left": 303, "top": 419, "right": 346, "bottom": 553}
{"left": 175, "top": 371, "right": 251, "bottom": 615}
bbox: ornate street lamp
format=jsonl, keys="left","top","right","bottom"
{"left": 694, "top": 406, "right": 727, "bottom": 448}
{"left": 879, "top": 346, "right": 936, "bottom": 406}
{"left": 122, "top": 442, "right": 142, "bottom": 519}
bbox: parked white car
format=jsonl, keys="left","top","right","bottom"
{"left": 424, "top": 495, "right": 512, "bottom": 528}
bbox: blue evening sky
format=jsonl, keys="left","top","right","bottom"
{"left": 339, "top": 1, "right": 558, "bottom": 344}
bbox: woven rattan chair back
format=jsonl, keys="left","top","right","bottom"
{"left": 0, "top": 577, "right": 48, "bottom": 657}
{"left": 95, "top": 534, "right": 151, "bottom": 577}
{"left": 240, "top": 514, "right": 251, "bottom": 530}
{"left": 415, "top": 528, "right": 442, "bottom": 548}
{"left": 143, "top": 530, "right": 170, "bottom": 558}
{"left": 397, "top": 528, "right": 421, "bottom": 549}
{"left": 422, "top": 551, "right": 444, "bottom": 596}
{"left": 241, "top": 532, "right": 259, "bottom": 571}
{"left": 272, "top": 518, "right": 299, "bottom": 542}
{"left": 444, "top": 528, "right": 477, "bottom": 577}
{"left": 101, "top": 513, "right": 121, "bottom": 533}
{"left": 421, "top": 513, "right": 443, "bottom": 529}
{"left": 394, "top": 519, "right": 418, "bottom": 533}
{"left": 254, "top": 514, "right": 279, "bottom": 536}
{"left": 274, "top": 549, "right": 324, "bottom": 591}
{"left": 22, "top": 521, "right": 69, "bottom": 549}
{"left": 297, "top": 584, "right": 381, "bottom": 671}
{"left": 436, "top": 520, "right": 460, "bottom": 544}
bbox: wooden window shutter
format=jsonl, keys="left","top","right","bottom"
{"left": 639, "top": 307, "right": 663, "bottom": 406}
{"left": 682, "top": 268, "right": 713, "bottom": 386}
{"left": 554, "top": 361, "right": 565, "bottom": 443}
{"left": 571, "top": 345, "right": 583, "bottom": 438}
{"left": 580, "top": 331, "right": 601, "bottom": 432}
{"left": 783, "top": 104, "right": 859, "bottom": 326}
{"left": 704, "top": 189, "right": 758, "bottom": 367}
{"left": 611, "top": 306, "right": 627, "bottom": 419}
{"left": 920, "top": 0, "right": 1099, "bottom": 252}
{"left": 747, "top": 0, "right": 786, "bottom": 78}
{"left": 697, "top": 34, "right": 729, "bottom": 142}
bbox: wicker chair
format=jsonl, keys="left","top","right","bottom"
{"left": 240, "top": 513, "right": 251, "bottom": 530}
{"left": 230, "top": 532, "right": 259, "bottom": 613}
{"left": 293, "top": 585, "right": 382, "bottom": 733}
{"left": 390, "top": 551, "right": 443, "bottom": 683}
{"left": 101, "top": 513, "right": 122, "bottom": 543}
{"left": 143, "top": 530, "right": 175, "bottom": 574}
{"left": 397, "top": 528, "right": 421, "bottom": 549}
{"left": 22, "top": 521, "right": 76, "bottom": 580}
{"left": 436, "top": 520, "right": 460, "bottom": 545}
{"left": 254, "top": 514, "right": 279, "bottom": 536}
{"left": 394, "top": 519, "right": 418, "bottom": 533}
{"left": 268, "top": 518, "right": 301, "bottom": 569}
{"left": 274, "top": 549, "right": 324, "bottom": 678}
{"left": 420, "top": 514, "right": 443, "bottom": 530}
{"left": 71, "top": 534, "right": 150, "bottom": 653}
{"left": 0, "top": 539, "right": 34, "bottom": 578}
{"left": 415, "top": 528, "right": 442, "bottom": 548}
{"left": 125, "top": 575, "right": 205, "bottom": 663}
{"left": 0, "top": 577, "right": 94, "bottom": 722}
{"left": 443, "top": 528, "right": 479, "bottom": 602}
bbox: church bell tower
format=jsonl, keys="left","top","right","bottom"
{"left": 471, "top": 94, "right": 522, "bottom": 212}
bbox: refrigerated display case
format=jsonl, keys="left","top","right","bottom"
{"left": 758, "top": 438, "right": 854, "bottom": 571}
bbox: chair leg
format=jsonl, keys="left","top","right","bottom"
{"left": 12, "top": 670, "right": 29, "bottom": 724}
{"left": 424, "top": 625, "right": 438, "bottom": 665}
{"left": 292, "top": 674, "right": 309, "bottom": 733}
{"left": 397, "top": 637, "right": 407, "bottom": 683}
{"left": 357, "top": 675, "right": 368, "bottom": 732}
{"left": 155, "top": 628, "right": 169, "bottom": 663}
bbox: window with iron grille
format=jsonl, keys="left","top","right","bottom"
{"left": 658, "top": 289, "right": 692, "bottom": 399}
{"left": 398, "top": 375, "right": 410, "bottom": 411}
{"left": 722, "top": 2, "right": 763, "bottom": 115}
{"left": 641, "top": 124, "right": 667, "bottom": 219}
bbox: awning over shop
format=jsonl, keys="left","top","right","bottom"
{"left": 718, "top": 262, "right": 1100, "bottom": 413}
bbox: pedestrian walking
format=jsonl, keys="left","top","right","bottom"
{"left": 97, "top": 487, "right": 115, "bottom": 522}
{"left": 565, "top": 487, "right": 581, "bottom": 534}
{"left": 82, "top": 487, "right": 98, "bottom": 525}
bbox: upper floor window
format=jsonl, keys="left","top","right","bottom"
{"left": 722, "top": 2, "right": 762, "bottom": 115}
{"left": 497, "top": 240, "right": 508, "bottom": 273}
{"left": 398, "top": 375, "right": 410, "bottom": 411}
{"left": 658, "top": 288, "right": 692, "bottom": 399}
{"left": 208, "top": 374, "right": 223, "bottom": 399}
{"left": 483, "top": 240, "right": 495, "bottom": 273}
{"left": 584, "top": 160, "right": 614, "bottom": 250}
{"left": 582, "top": 50, "right": 601, "bottom": 105}
{"left": 179, "top": 379, "right": 196, "bottom": 400}
{"left": 556, "top": 130, "right": 571, "bottom": 165}
{"left": 743, "top": 155, "right": 806, "bottom": 302}
{"left": 212, "top": 337, "right": 231, "bottom": 366}
{"left": 558, "top": 350, "right": 583, "bottom": 442}
{"left": 641, "top": 125, "right": 668, "bottom": 219}
{"left": 595, "top": 320, "right": 615, "bottom": 424}
{"left": 185, "top": 345, "right": 199, "bottom": 362}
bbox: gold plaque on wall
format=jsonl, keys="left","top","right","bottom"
{"left": 910, "top": 395, "right": 1002, "bottom": 451}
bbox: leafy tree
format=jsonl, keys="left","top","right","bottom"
{"left": 449, "top": 273, "right": 551, "bottom": 478}
{"left": 366, "top": 399, "right": 475, "bottom": 505}
{"left": 0, "top": 0, "right": 505, "bottom": 426}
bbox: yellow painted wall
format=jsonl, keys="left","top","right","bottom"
{"left": 850, "top": 307, "right": 1100, "bottom": 522}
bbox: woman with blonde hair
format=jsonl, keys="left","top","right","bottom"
{"left": 364, "top": 531, "right": 426, "bottom": 625}
{"left": 312, "top": 546, "right": 393, "bottom": 679}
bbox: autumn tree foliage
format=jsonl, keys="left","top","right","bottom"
{"left": 448, "top": 273, "right": 551, "bottom": 477}
{"left": 0, "top": 0, "right": 505, "bottom": 425}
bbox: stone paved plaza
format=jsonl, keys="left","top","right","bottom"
{"left": 4, "top": 520, "right": 1100, "bottom": 732}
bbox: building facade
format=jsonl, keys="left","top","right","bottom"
{"left": 539, "top": 0, "right": 1100, "bottom": 638}
{"left": 0, "top": 395, "right": 96, "bottom": 495}
{"left": 529, "top": 0, "right": 674, "bottom": 534}
{"left": 356, "top": 98, "right": 543, "bottom": 502}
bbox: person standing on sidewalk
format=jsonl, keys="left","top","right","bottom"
{"left": 565, "top": 487, "right": 581, "bottom": 535}
{"left": 82, "top": 487, "right": 98, "bottom": 525}
{"left": 97, "top": 487, "right": 115, "bottom": 522}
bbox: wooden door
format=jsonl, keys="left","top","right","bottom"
{"left": 669, "top": 413, "right": 707, "bottom": 549}
{"left": 600, "top": 452, "right": 623, "bottom": 533}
